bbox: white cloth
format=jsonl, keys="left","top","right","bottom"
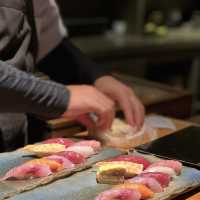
{"left": 33, "top": 0, "right": 67, "bottom": 61}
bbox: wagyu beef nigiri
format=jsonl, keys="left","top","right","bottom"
{"left": 43, "top": 138, "right": 75, "bottom": 148}
{"left": 95, "top": 188, "right": 141, "bottom": 200}
{"left": 140, "top": 172, "right": 171, "bottom": 187}
{"left": 1, "top": 163, "right": 52, "bottom": 180}
{"left": 55, "top": 151, "right": 85, "bottom": 164}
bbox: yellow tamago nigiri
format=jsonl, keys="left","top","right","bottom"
{"left": 96, "top": 161, "right": 143, "bottom": 178}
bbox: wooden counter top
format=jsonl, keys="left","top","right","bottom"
{"left": 72, "top": 31, "right": 200, "bottom": 60}
{"left": 187, "top": 192, "right": 200, "bottom": 200}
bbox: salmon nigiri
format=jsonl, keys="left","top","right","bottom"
{"left": 45, "top": 155, "right": 75, "bottom": 170}
{"left": 127, "top": 176, "right": 163, "bottom": 193}
{"left": 114, "top": 183, "right": 154, "bottom": 199}
{"left": 27, "top": 158, "right": 64, "bottom": 172}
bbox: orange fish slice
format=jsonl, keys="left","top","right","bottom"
{"left": 27, "top": 159, "right": 64, "bottom": 172}
{"left": 114, "top": 183, "right": 154, "bottom": 199}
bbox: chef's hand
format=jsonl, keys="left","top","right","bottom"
{"left": 62, "top": 85, "right": 115, "bottom": 131}
{"left": 94, "top": 76, "right": 145, "bottom": 129}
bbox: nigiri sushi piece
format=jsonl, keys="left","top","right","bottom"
{"left": 71, "top": 140, "right": 101, "bottom": 152}
{"left": 147, "top": 160, "right": 182, "bottom": 175}
{"left": 1, "top": 163, "right": 52, "bottom": 180}
{"left": 22, "top": 144, "right": 66, "bottom": 155}
{"left": 45, "top": 155, "right": 75, "bottom": 170}
{"left": 141, "top": 172, "right": 171, "bottom": 187}
{"left": 114, "top": 183, "right": 154, "bottom": 199}
{"left": 106, "top": 155, "right": 151, "bottom": 169}
{"left": 127, "top": 176, "right": 163, "bottom": 193}
{"left": 66, "top": 146, "right": 95, "bottom": 158}
{"left": 96, "top": 161, "right": 143, "bottom": 178}
{"left": 27, "top": 158, "right": 64, "bottom": 172}
{"left": 95, "top": 188, "right": 141, "bottom": 200}
{"left": 55, "top": 151, "right": 85, "bottom": 164}
{"left": 144, "top": 166, "right": 176, "bottom": 178}
{"left": 43, "top": 138, "right": 75, "bottom": 148}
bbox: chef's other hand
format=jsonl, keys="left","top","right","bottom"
{"left": 94, "top": 76, "right": 145, "bottom": 129}
{"left": 62, "top": 85, "right": 115, "bottom": 131}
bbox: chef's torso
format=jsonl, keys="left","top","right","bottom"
{"left": 33, "top": 0, "right": 67, "bottom": 62}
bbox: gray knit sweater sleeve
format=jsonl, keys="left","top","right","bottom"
{"left": 0, "top": 61, "right": 69, "bottom": 118}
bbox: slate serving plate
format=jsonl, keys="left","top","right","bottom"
{"left": 3, "top": 151, "right": 200, "bottom": 200}
{"left": 0, "top": 148, "right": 122, "bottom": 200}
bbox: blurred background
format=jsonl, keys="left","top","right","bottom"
{"left": 56, "top": 0, "right": 200, "bottom": 122}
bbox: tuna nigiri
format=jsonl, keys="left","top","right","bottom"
{"left": 144, "top": 166, "right": 176, "bottom": 177}
{"left": 106, "top": 155, "right": 151, "bottom": 169}
{"left": 147, "top": 160, "right": 182, "bottom": 175}
{"left": 55, "top": 151, "right": 85, "bottom": 164}
{"left": 66, "top": 146, "right": 95, "bottom": 158}
{"left": 1, "top": 163, "right": 52, "bottom": 180}
{"left": 27, "top": 158, "right": 64, "bottom": 172}
{"left": 127, "top": 176, "right": 163, "bottom": 193}
{"left": 141, "top": 172, "right": 171, "bottom": 187}
{"left": 71, "top": 140, "right": 101, "bottom": 152}
{"left": 114, "top": 183, "right": 154, "bottom": 199}
{"left": 95, "top": 188, "right": 141, "bottom": 200}
{"left": 43, "top": 138, "right": 75, "bottom": 148}
{"left": 45, "top": 155, "right": 75, "bottom": 170}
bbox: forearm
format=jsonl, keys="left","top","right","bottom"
{"left": 38, "top": 38, "right": 110, "bottom": 85}
{"left": 0, "top": 61, "right": 69, "bottom": 118}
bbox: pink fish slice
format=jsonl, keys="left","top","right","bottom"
{"left": 55, "top": 151, "right": 85, "bottom": 165}
{"left": 45, "top": 155, "right": 75, "bottom": 170}
{"left": 1, "top": 163, "right": 52, "bottom": 180}
{"left": 147, "top": 160, "right": 182, "bottom": 175}
{"left": 71, "top": 140, "right": 101, "bottom": 152}
{"left": 107, "top": 155, "right": 151, "bottom": 169}
{"left": 66, "top": 146, "right": 95, "bottom": 158}
{"left": 95, "top": 188, "right": 141, "bottom": 200}
{"left": 140, "top": 172, "right": 171, "bottom": 187}
{"left": 43, "top": 138, "right": 75, "bottom": 148}
{"left": 127, "top": 176, "right": 163, "bottom": 193}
